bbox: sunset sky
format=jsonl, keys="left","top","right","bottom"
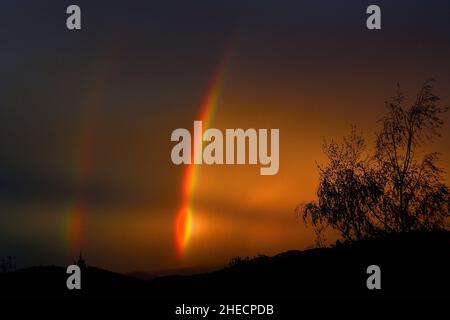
{"left": 1, "top": 0, "right": 450, "bottom": 273}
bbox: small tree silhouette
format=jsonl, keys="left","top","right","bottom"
{"left": 74, "top": 252, "right": 87, "bottom": 269}
{"left": 0, "top": 256, "right": 16, "bottom": 273}
{"left": 297, "top": 79, "right": 450, "bottom": 243}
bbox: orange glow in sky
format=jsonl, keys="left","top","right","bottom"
{"left": 174, "top": 50, "right": 231, "bottom": 258}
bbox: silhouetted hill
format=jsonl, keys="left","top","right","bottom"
{"left": 150, "top": 230, "right": 450, "bottom": 300}
{"left": 1, "top": 230, "right": 449, "bottom": 301}
{"left": 0, "top": 265, "right": 148, "bottom": 300}
{"left": 127, "top": 265, "right": 221, "bottom": 280}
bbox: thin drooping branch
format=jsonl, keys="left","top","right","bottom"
{"left": 298, "top": 79, "right": 450, "bottom": 242}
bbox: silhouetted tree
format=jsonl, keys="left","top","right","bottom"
{"left": 227, "top": 255, "right": 269, "bottom": 268}
{"left": 0, "top": 256, "right": 16, "bottom": 273}
{"left": 74, "top": 252, "right": 87, "bottom": 269}
{"left": 297, "top": 79, "right": 450, "bottom": 242}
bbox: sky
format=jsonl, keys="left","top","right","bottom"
{"left": 1, "top": 0, "right": 450, "bottom": 273}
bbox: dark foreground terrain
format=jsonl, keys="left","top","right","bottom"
{"left": 1, "top": 231, "right": 449, "bottom": 309}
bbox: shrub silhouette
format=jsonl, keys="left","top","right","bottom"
{"left": 297, "top": 79, "right": 450, "bottom": 242}
{"left": 0, "top": 256, "right": 16, "bottom": 273}
{"left": 74, "top": 252, "right": 87, "bottom": 269}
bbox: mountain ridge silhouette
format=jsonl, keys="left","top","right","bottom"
{"left": 1, "top": 230, "right": 449, "bottom": 300}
